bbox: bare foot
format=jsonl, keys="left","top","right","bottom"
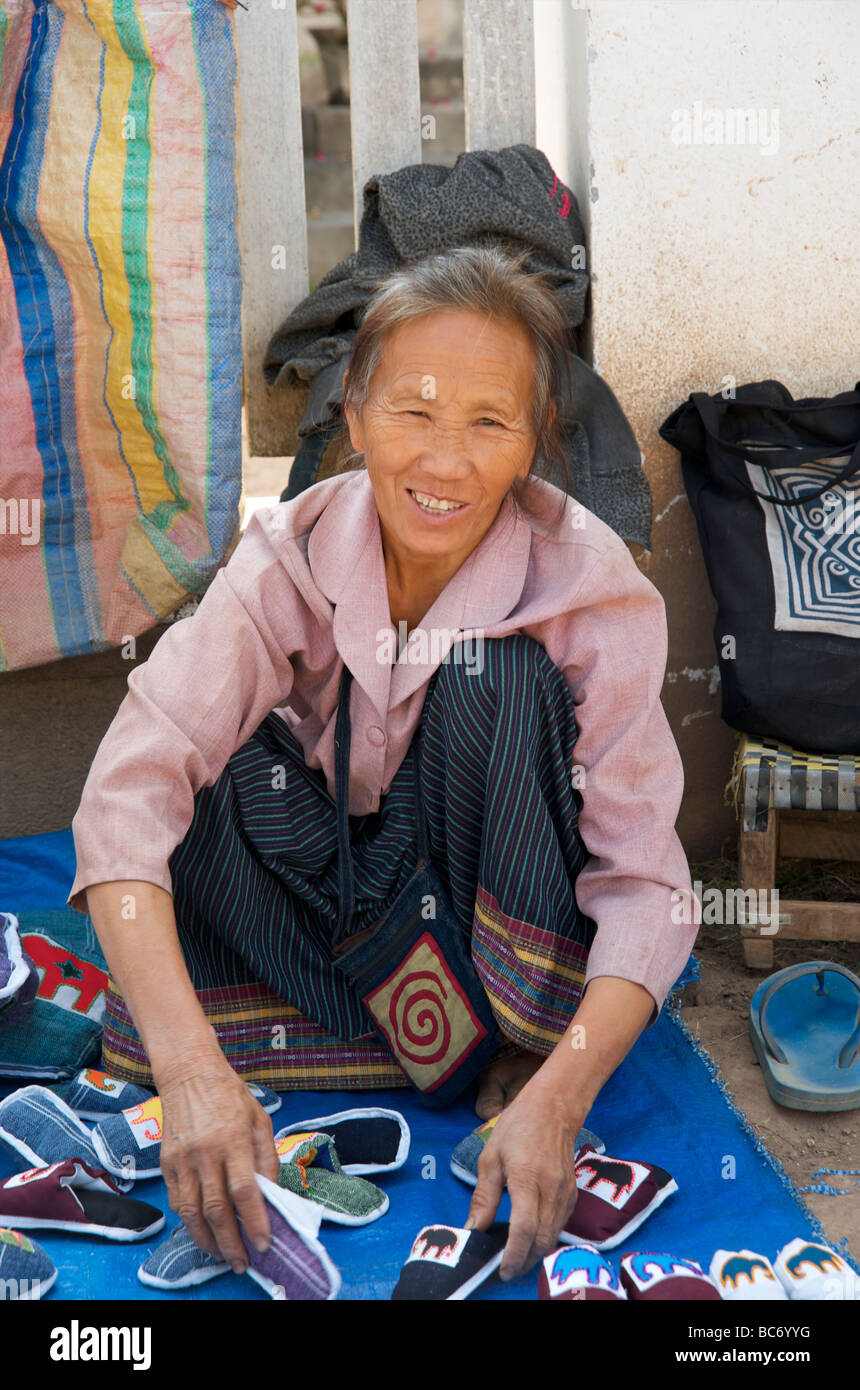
{"left": 475, "top": 1050, "right": 545, "bottom": 1120}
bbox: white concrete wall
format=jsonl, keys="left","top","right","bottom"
{"left": 534, "top": 0, "right": 860, "bottom": 856}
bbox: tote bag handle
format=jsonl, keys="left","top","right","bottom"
{"left": 690, "top": 391, "right": 860, "bottom": 507}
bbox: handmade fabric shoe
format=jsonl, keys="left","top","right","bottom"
{"left": 620, "top": 1250, "right": 721, "bottom": 1300}
{"left": 391, "top": 1222, "right": 508, "bottom": 1301}
{"left": 0, "top": 1225, "right": 57, "bottom": 1298}
{"left": 138, "top": 1222, "right": 230, "bottom": 1290}
{"left": 92, "top": 1096, "right": 164, "bottom": 1181}
{"left": 0, "top": 1085, "right": 134, "bottom": 1190}
{"left": 0, "top": 912, "right": 38, "bottom": 1033}
{"left": 139, "top": 1178, "right": 341, "bottom": 1300}
{"left": 560, "top": 1146, "right": 678, "bottom": 1250}
{"left": 538, "top": 1243, "right": 627, "bottom": 1300}
{"left": 773, "top": 1237, "right": 860, "bottom": 1300}
{"left": 276, "top": 1131, "right": 389, "bottom": 1225}
{"left": 450, "top": 1113, "right": 604, "bottom": 1188}
{"left": 275, "top": 1106, "right": 409, "bottom": 1174}
{"left": 710, "top": 1248, "right": 788, "bottom": 1300}
{"left": 49, "top": 1069, "right": 154, "bottom": 1122}
{"left": 244, "top": 1174, "right": 340, "bottom": 1300}
{"left": 0, "top": 1159, "right": 164, "bottom": 1241}
{"left": 92, "top": 1082, "right": 279, "bottom": 1183}
{"left": 246, "top": 1083, "right": 282, "bottom": 1116}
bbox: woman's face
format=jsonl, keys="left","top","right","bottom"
{"left": 344, "top": 308, "right": 538, "bottom": 569}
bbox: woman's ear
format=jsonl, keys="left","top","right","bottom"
{"left": 342, "top": 376, "right": 365, "bottom": 454}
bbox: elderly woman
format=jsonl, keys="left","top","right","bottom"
{"left": 68, "top": 245, "right": 697, "bottom": 1286}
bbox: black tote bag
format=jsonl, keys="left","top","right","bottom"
{"left": 659, "top": 380, "right": 860, "bottom": 752}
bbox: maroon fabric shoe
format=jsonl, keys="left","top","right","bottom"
{"left": 621, "top": 1250, "right": 722, "bottom": 1300}
{"left": 560, "top": 1146, "right": 678, "bottom": 1250}
{"left": 0, "top": 1159, "right": 165, "bottom": 1242}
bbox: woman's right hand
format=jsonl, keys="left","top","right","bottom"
{"left": 158, "top": 1053, "right": 280, "bottom": 1274}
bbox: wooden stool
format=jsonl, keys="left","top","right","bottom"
{"left": 734, "top": 735, "right": 860, "bottom": 969}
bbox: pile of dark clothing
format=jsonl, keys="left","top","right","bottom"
{"left": 263, "top": 144, "right": 652, "bottom": 549}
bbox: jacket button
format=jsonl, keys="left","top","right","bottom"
{"left": 367, "top": 726, "right": 386, "bottom": 746}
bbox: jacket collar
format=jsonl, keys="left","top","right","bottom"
{"left": 307, "top": 470, "right": 533, "bottom": 714}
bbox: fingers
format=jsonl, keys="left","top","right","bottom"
{"left": 499, "top": 1169, "right": 540, "bottom": 1280}
{"left": 226, "top": 1158, "right": 271, "bottom": 1256}
{"left": 199, "top": 1164, "right": 249, "bottom": 1275}
{"left": 465, "top": 1147, "right": 505, "bottom": 1232}
{"left": 501, "top": 1167, "right": 576, "bottom": 1281}
{"left": 164, "top": 1165, "right": 219, "bottom": 1261}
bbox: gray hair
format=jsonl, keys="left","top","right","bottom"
{"left": 338, "top": 243, "right": 573, "bottom": 524}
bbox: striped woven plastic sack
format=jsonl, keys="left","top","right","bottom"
{"left": 0, "top": 0, "right": 242, "bottom": 671}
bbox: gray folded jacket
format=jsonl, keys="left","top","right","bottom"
{"left": 262, "top": 144, "right": 652, "bottom": 549}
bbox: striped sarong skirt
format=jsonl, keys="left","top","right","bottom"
{"left": 102, "top": 634, "right": 598, "bottom": 1090}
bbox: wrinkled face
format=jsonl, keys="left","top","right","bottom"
{"left": 344, "top": 309, "right": 538, "bottom": 565}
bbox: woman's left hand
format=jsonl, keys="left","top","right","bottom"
{"left": 465, "top": 1069, "right": 585, "bottom": 1283}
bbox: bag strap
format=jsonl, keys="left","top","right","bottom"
{"left": 332, "top": 663, "right": 429, "bottom": 952}
{"left": 690, "top": 392, "right": 860, "bottom": 506}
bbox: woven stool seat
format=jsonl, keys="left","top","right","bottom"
{"left": 729, "top": 735, "right": 860, "bottom": 970}
{"left": 734, "top": 736, "right": 860, "bottom": 832}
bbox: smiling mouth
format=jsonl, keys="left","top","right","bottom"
{"left": 407, "top": 488, "right": 468, "bottom": 515}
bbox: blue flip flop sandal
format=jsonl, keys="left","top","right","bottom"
{"left": 749, "top": 962, "right": 860, "bottom": 1112}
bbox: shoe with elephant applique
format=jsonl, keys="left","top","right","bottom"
{"left": 710, "top": 1248, "right": 788, "bottom": 1300}
{"left": 91, "top": 1080, "right": 281, "bottom": 1182}
{"left": 773, "top": 1238, "right": 860, "bottom": 1300}
{"left": 538, "top": 1243, "right": 627, "bottom": 1300}
{"left": 559, "top": 1145, "right": 678, "bottom": 1250}
{"left": 390, "top": 1222, "right": 508, "bottom": 1300}
{"left": 620, "top": 1250, "right": 722, "bottom": 1300}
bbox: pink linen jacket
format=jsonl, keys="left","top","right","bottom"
{"left": 67, "top": 469, "right": 699, "bottom": 1017}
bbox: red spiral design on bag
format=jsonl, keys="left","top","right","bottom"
{"left": 388, "top": 971, "right": 451, "bottom": 1065}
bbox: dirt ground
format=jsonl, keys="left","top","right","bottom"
{"left": 677, "top": 860, "right": 860, "bottom": 1261}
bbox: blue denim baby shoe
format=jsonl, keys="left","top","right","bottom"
{"left": 49, "top": 1068, "right": 154, "bottom": 1121}
{"left": 0, "top": 1226, "right": 57, "bottom": 1298}
{"left": 138, "top": 1222, "right": 229, "bottom": 1290}
{"left": 0, "top": 1085, "right": 133, "bottom": 1193}
{"left": 246, "top": 1083, "right": 281, "bottom": 1116}
{"left": 139, "top": 1178, "right": 341, "bottom": 1300}
{"left": 450, "top": 1114, "right": 604, "bottom": 1187}
{"left": 92, "top": 1096, "right": 163, "bottom": 1181}
{"left": 93, "top": 1082, "right": 282, "bottom": 1182}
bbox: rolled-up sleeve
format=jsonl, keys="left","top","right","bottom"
{"left": 541, "top": 544, "right": 700, "bottom": 1023}
{"left": 66, "top": 514, "right": 304, "bottom": 914}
